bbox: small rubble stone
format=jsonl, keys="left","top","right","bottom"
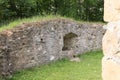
{"left": 70, "top": 57, "right": 81, "bottom": 62}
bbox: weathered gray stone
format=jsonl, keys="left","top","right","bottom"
{"left": 0, "top": 18, "right": 105, "bottom": 77}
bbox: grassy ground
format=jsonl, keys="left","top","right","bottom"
{"left": 6, "top": 50, "right": 103, "bottom": 80}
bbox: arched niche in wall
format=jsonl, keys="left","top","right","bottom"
{"left": 62, "top": 32, "right": 78, "bottom": 51}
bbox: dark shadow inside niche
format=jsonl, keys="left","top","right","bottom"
{"left": 40, "top": 38, "right": 45, "bottom": 43}
{"left": 62, "top": 32, "right": 78, "bottom": 51}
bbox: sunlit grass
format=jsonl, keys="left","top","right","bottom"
{"left": 7, "top": 50, "right": 103, "bottom": 80}
{"left": 0, "top": 15, "right": 105, "bottom": 32}
{"left": 0, "top": 15, "right": 63, "bottom": 32}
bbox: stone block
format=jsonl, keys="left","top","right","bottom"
{"left": 102, "top": 21, "right": 120, "bottom": 56}
{"left": 104, "top": 0, "right": 120, "bottom": 22}
{"left": 102, "top": 21, "right": 120, "bottom": 80}
{"left": 102, "top": 56, "right": 120, "bottom": 80}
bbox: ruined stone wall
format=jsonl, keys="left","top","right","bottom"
{"left": 102, "top": 0, "right": 120, "bottom": 80}
{"left": 0, "top": 19, "right": 104, "bottom": 77}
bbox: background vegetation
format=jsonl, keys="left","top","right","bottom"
{"left": 0, "top": 0, "right": 103, "bottom": 25}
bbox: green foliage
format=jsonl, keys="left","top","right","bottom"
{"left": 0, "top": 0, "right": 104, "bottom": 23}
{"left": 0, "top": 0, "right": 36, "bottom": 19}
{"left": 7, "top": 50, "right": 103, "bottom": 80}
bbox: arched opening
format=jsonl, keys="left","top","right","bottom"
{"left": 62, "top": 32, "right": 78, "bottom": 51}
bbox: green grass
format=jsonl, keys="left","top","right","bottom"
{"left": 7, "top": 50, "right": 103, "bottom": 80}
{"left": 0, "top": 15, "right": 63, "bottom": 32}
{"left": 0, "top": 15, "right": 105, "bottom": 32}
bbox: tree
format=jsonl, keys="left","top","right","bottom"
{"left": 0, "top": 0, "right": 36, "bottom": 19}
{"left": 0, "top": 0, "right": 104, "bottom": 23}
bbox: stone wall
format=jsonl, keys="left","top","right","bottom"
{"left": 102, "top": 0, "right": 120, "bottom": 80}
{"left": 0, "top": 18, "right": 105, "bottom": 77}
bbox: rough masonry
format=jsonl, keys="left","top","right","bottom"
{"left": 102, "top": 0, "right": 120, "bottom": 80}
{"left": 0, "top": 18, "right": 104, "bottom": 77}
